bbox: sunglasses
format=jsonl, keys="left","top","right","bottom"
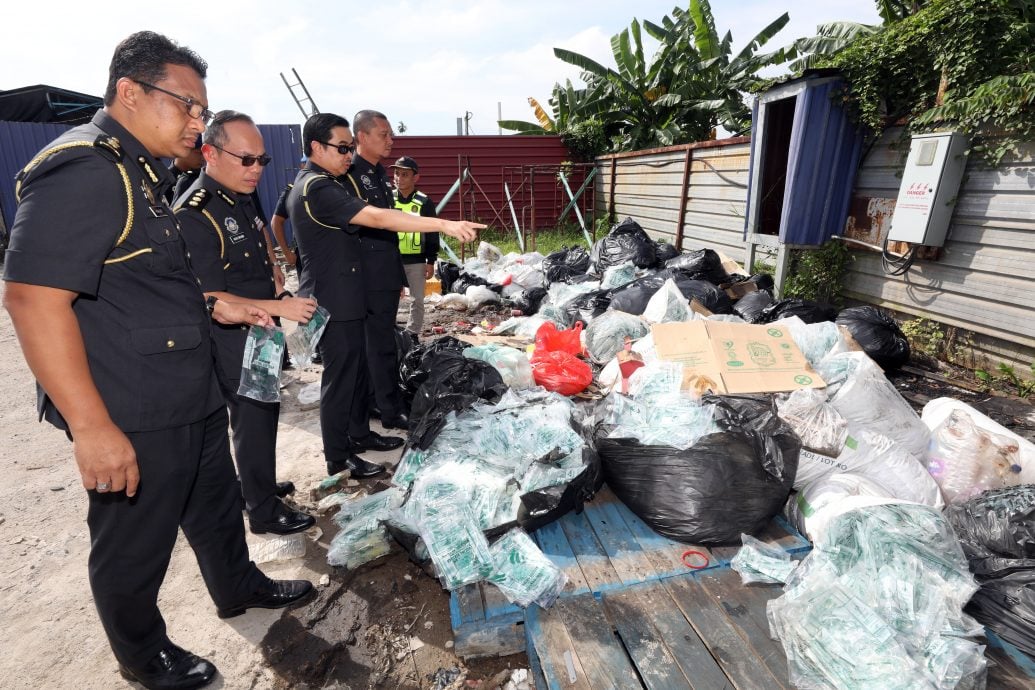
{"left": 320, "top": 141, "right": 356, "bottom": 155}
{"left": 134, "top": 80, "right": 213, "bottom": 124}
{"left": 211, "top": 144, "right": 272, "bottom": 167}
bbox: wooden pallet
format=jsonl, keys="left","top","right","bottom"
{"left": 449, "top": 485, "right": 809, "bottom": 659}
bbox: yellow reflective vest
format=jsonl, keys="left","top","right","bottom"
{"left": 394, "top": 189, "right": 429, "bottom": 255}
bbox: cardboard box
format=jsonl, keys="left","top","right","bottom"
{"left": 425, "top": 277, "right": 442, "bottom": 295}
{"left": 652, "top": 321, "right": 826, "bottom": 395}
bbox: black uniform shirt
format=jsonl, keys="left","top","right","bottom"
{"left": 287, "top": 163, "right": 368, "bottom": 321}
{"left": 175, "top": 171, "right": 276, "bottom": 384}
{"left": 3, "top": 110, "right": 222, "bottom": 432}
{"left": 346, "top": 154, "right": 406, "bottom": 290}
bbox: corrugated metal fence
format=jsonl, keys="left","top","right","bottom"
{"left": 595, "top": 138, "right": 752, "bottom": 262}
{"left": 843, "top": 127, "right": 1035, "bottom": 366}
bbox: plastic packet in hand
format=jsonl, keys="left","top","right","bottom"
{"left": 287, "top": 304, "right": 330, "bottom": 368}
{"left": 731, "top": 533, "right": 795, "bottom": 584}
{"left": 488, "top": 528, "right": 567, "bottom": 608}
{"left": 238, "top": 325, "right": 286, "bottom": 402}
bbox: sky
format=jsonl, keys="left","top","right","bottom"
{"left": 2, "top": 1, "right": 881, "bottom": 135}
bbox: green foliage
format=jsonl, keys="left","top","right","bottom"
{"left": 467, "top": 223, "right": 590, "bottom": 258}
{"left": 500, "top": 0, "right": 794, "bottom": 153}
{"left": 975, "top": 362, "right": 1035, "bottom": 398}
{"left": 813, "top": 0, "right": 1035, "bottom": 164}
{"left": 781, "top": 240, "right": 853, "bottom": 304}
{"left": 900, "top": 317, "right": 945, "bottom": 358}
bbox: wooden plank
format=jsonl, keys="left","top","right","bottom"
{"left": 603, "top": 583, "right": 732, "bottom": 690}
{"left": 481, "top": 580, "right": 522, "bottom": 620}
{"left": 695, "top": 568, "right": 791, "bottom": 685}
{"left": 453, "top": 611, "right": 526, "bottom": 659}
{"left": 526, "top": 620, "right": 551, "bottom": 690}
{"left": 553, "top": 593, "right": 643, "bottom": 689}
{"left": 525, "top": 602, "right": 595, "bottom": 690}
{"left": 985, "top": 630, "right": 1035, "bottom": 688}
{"left": 665, "top": 573, "right": 787, "bottom": 690}
{"left": 606, "top": 488, "right": 719, "bottom": 579}
{"left": 558, "top": 509, "right": 624, "bottom": 593}
{"left": 581, "top": 490, "right": 661, "bottom": 586}
{"left": 533, "top": 518, "right": 591, "bottom": 594}
{"left": 450, "top": 582, "right": 485, "bottom": 628}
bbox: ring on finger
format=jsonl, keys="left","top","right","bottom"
{"left": 96, "top": 481, "right": 111, "bottom": 492}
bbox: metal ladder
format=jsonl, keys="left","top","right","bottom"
{"left": 279, "top": 68, "right": 319, "bottom": 118}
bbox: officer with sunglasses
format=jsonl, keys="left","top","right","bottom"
{"left": 175, "top": 110, "right": 318, "bottom": 537}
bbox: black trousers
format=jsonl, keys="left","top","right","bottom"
{"left": 364, "top": 288, "right": 404, "bottom": 418}
{"left": 86, "top": 408, "right": 268, "bottom": 668}
{"left": 319, "top": 319, "right": 370, "bottom": 461}
{"left": 226, "top": 391, "right": 280, "bottom": 521}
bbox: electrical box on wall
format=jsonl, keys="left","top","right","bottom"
{"left": 887, "top": 131, "right": 968, "bottom": 246}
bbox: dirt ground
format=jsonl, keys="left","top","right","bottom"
{"left": 0, "top": 292, "right": 527, "bottom": 690}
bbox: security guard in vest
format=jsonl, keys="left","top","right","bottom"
{"left": 2, "top": 31, "right": 313, "bottom": 690}
{"left": 391, "top": 156, "right": 439, "bottom": 335}
{"left": 174, "top": 110, "right": 317, "bottom": 536}
{"left": 288, "top": 113, "right": 483, "bottom": 477}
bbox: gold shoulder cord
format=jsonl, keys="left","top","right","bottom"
{"left": 302, "top": 174, "right": 344, "bottom": 230}
{"left": 172, "top": 203, "right": 227, "bottom": 268}
{"left": 16, "top": 142, "right": 135, "bottom": 256}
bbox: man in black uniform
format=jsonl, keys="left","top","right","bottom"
{"left": 288, "top": 113, "right": 481, "bottom": 477}
{"left": 175, "top": 110, "right": 317, "bottom": 536}
{"left": 348, "top": 110, "right": 409, "bottom": 428}
{"left": 391, "top": 156, "right": 439, "bottom": 335}
{"left": 2, "top": 32, "right": 313, "bottom": 690}
{"left": 164, "top": 133, "right": 203, "bottom": 203}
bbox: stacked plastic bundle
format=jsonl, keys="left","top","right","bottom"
{"left": 768, "top": 503, "right": 987, "bottom": 690}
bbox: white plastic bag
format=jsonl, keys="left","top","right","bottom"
{"left": 641, "top": 278, "right": 693, "bottom": 324}
{"left": 926, "top": 408, "right": 1023, "bottom": 504}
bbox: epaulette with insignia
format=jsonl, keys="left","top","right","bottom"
{"left": 93, "top": 135, "right": 123, "bottom": 161}
{"left": 137, "top": 156, "right": 160, "bottom": 185}
{"left": 214, "top": 189, "right": 236, "bottom": 207}
{"left": 181, "top": 188, "right": 211, "bottom": 211}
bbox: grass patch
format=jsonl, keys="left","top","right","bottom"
{"left": 442, "top": 222, "right": 592, "bottom": 260}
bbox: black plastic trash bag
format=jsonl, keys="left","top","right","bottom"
{"left": 591, "top": 217, "right": 657, "bottom": 272}
{"left": 542, "top": 246, "right": 591, "bottom": 284}
{"left": 654, "top": 240, "right": 680, "bottom": 265}
{"left": 436, "top": 261, "right": 461, "bottom": 294}
{"left": 607, "top": 270, "right": 673, "bottom": 315}
{"left": 399, "top": 336, "right": 470, "bottom": 404}
{"left": 733, "top": 290, "right": 774, "bottom": 323}
{"left": 516, "top": 446, "right": 605, "bottom": 534}
{"left": 563, "top": 289, "right": 613, "bottom": 325}
{"left": 407, "top": 351, "right": 507, "bottom": 449}
{"left": 835, "top": 306, "right": 911, "bottom": 370}
{"left": 666, "top": 248, "right": 730, "bottom": 285}
{"left": 452, "top": 272, "right": 501, "bottom": 296}
{"left": 749, "top": 273, "right": 775, "bottom": 292}
{"left": 673, "top": 277, "right": 733, "bottom": 314}
{"left": 512, "top": 287, "right": 548, "bottom": 315}
{"left": 597, "top": 394, "right": 800, "bottom": 544}
{"left": 946, "top": 485, "right": 1035, "bottom": 656}
{"left": 759, "top": 298, "right": 839, "bottom": 324}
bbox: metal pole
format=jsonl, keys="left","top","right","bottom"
{"left": 504, "top": 182, "right": 524, "bottom": 251}
{"left": 557, "top": 172, "right": 593, "bottom": 248}
{"left": 675, "top": 148, "right": 693, "bottom": 251}
{"left": 557, "top": 167, "right": 599, "bottom": 223}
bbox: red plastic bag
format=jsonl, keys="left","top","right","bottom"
{"left": 535, "top": 321, "right": 584, "bottom": 356}
{"left": 530, "top": 350, "right": 593, "bottom": 396}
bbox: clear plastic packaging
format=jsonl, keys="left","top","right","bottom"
{"left": 249, "top": 532, "right": 307, "bottom": 564}
{"left": 926, "top": 408, "right": 1022, "bottom": 504}
{"left": 286, "top": 304, "right": 330, "bottom": 367}
{"left": 767, "top": 503, "right": 987, "bottom": 690}
{"left": 599, "top": 261, "right": 637, "bottom": 290}
{"left": 332, "top": 487, "right": 405, "bottom": 528}
{"left": 417, "top": 501, "right": 495, "bottom": 590}
{"left": 238, "top": 325, "right": 286, "bottom": 402}
{"left": 487, "top": 528, "right": 567, "bottom": 608}
{"left": 641, "top": 278, "right": 693, "bottom": 324}
{"left": 776, "top": 388, "right": 849, "bottom": 457}
{"left": 463, "top": 344, "right": 535, "bottom": 390}
{"left": 327, "top": 518, "right": 394, "bottom": 569}
{"left": 731, "top": 533, "right": 795, "bottom": 584}
{"left": 583, "top": 310, "right": 649, "bottom": 364}
{"left": 777, "top": 315, "right": 850, "bottom": 368}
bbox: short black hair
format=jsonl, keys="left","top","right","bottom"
{"left": 203, "top": 110, "right": 255, "bottom": 148}
{"left": 353, "top": 109, "right": 388, "bottom": 134}
{"left": 302, "top": 113, "right": 351, "bottom": 157}
{"left": 104, "top": 31, "right": 208, "bottom": 106}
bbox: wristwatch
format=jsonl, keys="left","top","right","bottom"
{"left": 205, "top": 295, "right": 218, "bottom": 315}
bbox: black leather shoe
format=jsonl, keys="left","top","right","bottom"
{"left": 369, "top": 405, "right": 382, "bottom": 420}
{"left": 249, "top": 500, "right": 315, "bottom": 536}
{"left": 350, "top": 431, "right": 404, "bottom": 453}
{"left": 327, "top": 453, "right": 387, "bottom": 478}
{"left": 217, "top": 579, "right": 315, "bottom": 619}
{"left": 118, "top": 644, "right": 217, "bottom": 690}
{"left": 275, "top": 481, "right": 295, "bottom": 498}
{"left": 380, "top": 412, "right": 409, "bottom": 430}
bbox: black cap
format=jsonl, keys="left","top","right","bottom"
{"left": 390, "top": 156, "right": 418, "bottom": 172}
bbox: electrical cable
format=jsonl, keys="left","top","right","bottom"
{"left": 881, "top": 236, "right": 918, "bottom": 276}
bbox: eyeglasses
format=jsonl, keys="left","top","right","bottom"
{"left": 134, "top": 80, "right": 213, "bottom": 124}
{"left": 211, "top": 144, "right": 272, "bottom": 167}
{"left": 319, "top": 141, "right": 356, "bottom": 155}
